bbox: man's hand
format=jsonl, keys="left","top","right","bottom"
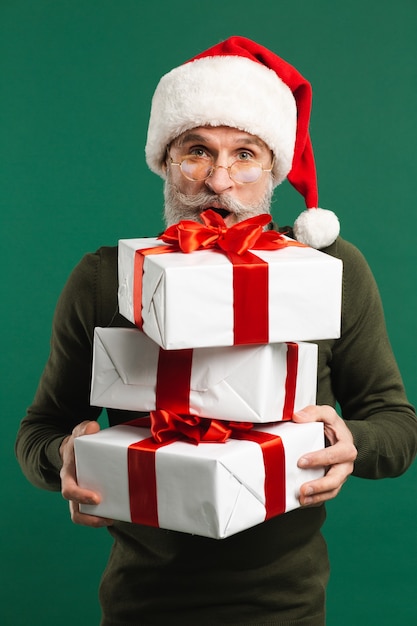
{"left": 60, "top": 420, "right": 114, "bottom": 528}
{"left": 293, "top": 405, "right": 357, "bottom": 506}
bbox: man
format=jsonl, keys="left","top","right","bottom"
{"left": 16, "top": 36, "right": 417, "bottom": 625}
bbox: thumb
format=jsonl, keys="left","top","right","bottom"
{"left": 72, "top": 420, "right": 101, "bottom": 439}
{"left": 292, "top": 406, "right": 319, "bottom": 423}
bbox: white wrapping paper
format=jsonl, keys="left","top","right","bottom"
{"left": 75, "top": 420, "right": 324, "bottom": 539}
{"left": 118, "top": 237, "right": 342, "bottom": 349}
{"left": 90, "top": 327, "right": 318, "bottom": 423}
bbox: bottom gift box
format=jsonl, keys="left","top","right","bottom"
{"left": 75, "top": 418, "right": 324, "bottom": 539}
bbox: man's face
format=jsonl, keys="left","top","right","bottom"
{"left": 164, "top": 126, "right": 275, "bottom": 226}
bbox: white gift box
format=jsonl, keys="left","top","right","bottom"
{"left": 118, "top": 237, "right": 342, "bottom": 349}
{"left": 90, "top": 327, "right": 318, "bottom": 423}
{"left": 75, "top": 420, "right": 324, "bottom": 539}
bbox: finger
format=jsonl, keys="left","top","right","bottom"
{"left": 61, "top": 478, "right": 102, "bottom": 505}
{"left": 298, "top": 440, "right": 357, "bottom": 469}
{"left": 60, "top": 421, "right": 100, "bottom": 460}
{"left": 61, "top": 458, "right": 102, "bottom": 504}
{"left": 299, "top": 465, "right": 351, "bottom": 506}
{"left": 72, "top": 419, "right": 101, "bottom": 439}
{"left": 60, "top": 451, "right": 102, "bottom": 504}
{"left": 301, "top": 465, "right": 350, "bottom": 496}
{"left": 69, "top": 501, "right": 114, "bottom": 528}
{"left": 293, "top": 405, "right": 337, "bottom": 424}
{"left": 60, "top": 420, "right": 102, "bottom": 503}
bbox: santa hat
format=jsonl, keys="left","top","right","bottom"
{"left": 145, "top": 36, "right": 339, "bottom": 249}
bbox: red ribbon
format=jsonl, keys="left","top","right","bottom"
{"left": 159, "top": 210, "right": 297, "bottom": 255}
{"left": 133, "top": 244, "right": 173, "bottom": 329}
{"left": 282, "top": 342, "right": 299, "bottom": 420}
{"left": 155, "top": 342, "right": 299, "bottom": 421}
{"left": 127, "top": 411, "right": 285, "bottom": 528}
{"left": 133, "top": 210, "right": 304, "bottom": 345}
{"left": 155, "top": 348, "right": 193, "bottom": 414}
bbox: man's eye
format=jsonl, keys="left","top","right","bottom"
{"left": 237, "top": 151, "right": 253, "bottom": 161}
{"left": 189, "top": 147, "right": 209, "bottom": 158}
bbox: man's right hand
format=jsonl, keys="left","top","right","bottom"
{"left": 60, "top": 420, "right": 114, "bottom": 528}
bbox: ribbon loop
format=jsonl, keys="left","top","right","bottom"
{"left": 159, "top": 209, "right": 304, "bottom": 255}
{"left": 149, "top": 409, "right": 239, "bottom": 444}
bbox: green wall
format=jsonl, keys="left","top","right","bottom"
{"left": 1, "top": 1, "right": 416, "bottom": 624}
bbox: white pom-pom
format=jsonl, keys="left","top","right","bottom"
{"left": 293, "top": 207, "right": 340, "bottom": 249}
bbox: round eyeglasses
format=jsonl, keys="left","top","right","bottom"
{"left": 169, "top": 154, "right": 274, "bottom": 185}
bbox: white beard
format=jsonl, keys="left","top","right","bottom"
{"left": 163, "top": 178, "right": 274, "bottom": 227}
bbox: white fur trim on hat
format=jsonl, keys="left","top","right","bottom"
{"left": 293, "top": 208, "right": 340, "bottom": 249}
{"left": 145, "top": 55, "right": 297, "bottom": 186}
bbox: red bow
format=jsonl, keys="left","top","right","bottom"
{"left": 142, "top": 409, "right": 254, "bottom": 445}
{"left": 159, "top": 209, "right": 303, "bottom": 255}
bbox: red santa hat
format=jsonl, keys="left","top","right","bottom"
{"left": 145, "top": 36, "right": 339, "bottom": 249}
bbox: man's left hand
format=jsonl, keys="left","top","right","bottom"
{"left": 293, "top": 405, "right": 357, "bottom": 506}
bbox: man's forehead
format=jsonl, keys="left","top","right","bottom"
{"left": 173, "top": 126, "right": 269, "bottom": 150}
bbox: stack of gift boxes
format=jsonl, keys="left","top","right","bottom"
{"left": 75, "top": 227, "right": 343, "bottom": 539}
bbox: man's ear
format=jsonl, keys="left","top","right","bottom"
{"left": 161, "top": 149, "right": 170, "bottom": 175}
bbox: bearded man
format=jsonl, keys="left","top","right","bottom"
{"left": 16, "top": 37, "right": 417, "bottom": 626}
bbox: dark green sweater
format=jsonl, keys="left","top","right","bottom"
{"left": 15, "top": 236, "right": 417, "bottom": 625}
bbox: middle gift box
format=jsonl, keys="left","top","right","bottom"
{"left": 90, "top": 327, "right": 318, "bottom": 423}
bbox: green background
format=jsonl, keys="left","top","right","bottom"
{"left": 1, "top": 1, "right": 416, "bottom": 624}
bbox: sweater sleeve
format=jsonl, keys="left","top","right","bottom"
{"left": 15, "top": 248, "right": 118, "bottom": 491}
{"left": 327, "top": 238, "right": 417, "bottom": 478}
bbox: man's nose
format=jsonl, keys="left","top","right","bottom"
{"left": 205, "top": 164, "right": 233, "bottom": 194}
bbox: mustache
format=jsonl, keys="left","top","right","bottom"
{"left": 163, "top": 181, "right": 273, "bottom": 226}
{"left": 166, "top": 187, "right": 251, "bottom": 215}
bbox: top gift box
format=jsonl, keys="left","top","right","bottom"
{"left": 118, "top": 214, "right": 342, "bottom": 350}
